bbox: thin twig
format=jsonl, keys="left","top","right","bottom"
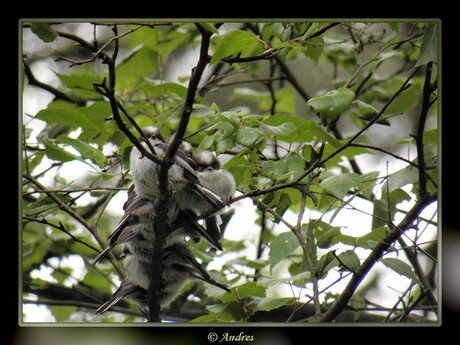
{"left": 23, "top": 215, "right": 100, "bottom": 253}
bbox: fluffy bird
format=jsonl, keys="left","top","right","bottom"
{"left": 180, "top": 150, "right": 236, "bottom": 247}
{"left": 96, "top": 237, "right": 229, "bottom": 314}
{"left": 129, "top": 126, "right": 224, "bottom": 212}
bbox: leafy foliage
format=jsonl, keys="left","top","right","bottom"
{"left": 21, "top": 20, "right": 438, "bottom": 323}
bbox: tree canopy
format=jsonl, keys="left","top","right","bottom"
{"left": 21, "top": 20, "right": 438, "bottom": 323}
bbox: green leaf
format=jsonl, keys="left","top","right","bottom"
{"left": 204, "top": 301, "right": 245, "bottom": 322}
{"left": 43, "top": 140, "right": 79, "bottom": 162}
{"left": 371, "top": 198, "right": 389, "bottom": 229}
{"left": 54, "top": 72, "right": 103, "bottom": 100}
{"left": 274, "top": 192, "right": 291, "bottom": 220}
{"left": 246, "top": 297, "right": 296, "bottom": 312}
{"left": 317, "top": 227, "right": 342, "bottom": 249}
{"left": 116, "top": 47, "right": 159, "bottom": 89}
{"left": 263, "top": 115, "right": 341, "bottom": 148}
{"left": 258, "top": 272, "right": 311, "bottom": 287}
{"left": 384, "top": 77, "right": 423, "bottom": 115}
{"left": 381, "top": 258, "right": 422, "bottom": 285}
{"left": 269, "top": 231, "right": 301, "bottom": 268}
{"left": 259, "top": 121, "right": 296, "bottom": 136}
{"left": 211, "top": 30, "right": 263, "bottom": 64}
{"left": 424, "top": 128, "right": 438, "bottom": 144}
{"left": 200, "top": 22, "right": 219, "bottom": 34}
{"left": 338, "top": 250, "right": 361, "bottom": 272}
{"left": 416, "top": 24, "right": 438, "bottom": 66}
{"left": 224, "top": 258, "right": 268, "bottom": 271}
{"left": 140, "top": 80, "right": 190, "bottom": 100}
{"left": 80, "top": 264, "right": 113, "bottom": 292}
{"left": 219, "top": 281, "right": 265, "bottom": 303}
{"left": 307, "top": 88, "right": 355, "bottom": 125}
{"left": 30, "top": 23, "right": 57, "bottom": 42}
{"left": 316, "top": 251, "right": 339, "bottom": 277}
{"left": 35, "top": 101, "right": 99, "bottom": 131}
{"left": 49, "top": 305, "right": 77, "bottom": 322}
{"left": 384, "top": 165, "right": 419, "bottom": 192}
{"left": 320, "top": 173, "right": 361, "bottom": 199}
{"left": 236, "top": 127, "right": 262, "bottom": 148}
{"left": 57, "top": 137, "right": 107, "bottom": 167}
{"left": 389, "top": 23, "right": 400, "bottom": 33}
{"left": 301, "top": 36, "right": 324, "bottom": 65}
{"left": 351, "top": 100, "right": 389, "bottom": 126}
{"left": 356, "top": 227, "right": 388, "bottom": 249}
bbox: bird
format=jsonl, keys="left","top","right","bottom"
{"left": 180, "top": 150, "right": 236, "bottom": 247}
{"left": 193, "top": 150, "right": 236, "bottom": 203}
{"left": 129, "top": 126, "right": 225, "bottom": 212}
{"left": 95, "top": 236, "right": 229, "bottom": 314}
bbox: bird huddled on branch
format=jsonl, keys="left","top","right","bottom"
{"left": 94, "top": 126, "right": 235, "bottom": 316}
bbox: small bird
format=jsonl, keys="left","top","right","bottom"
{"left": 180, "top": 150, "right": 236, "bottom": 247}
{"left": 129, "top": 127, "right": 224, "bottom": 211}
{"left": 193, "top": 150, "right": 236, "bottom": 203}
{"left": 95, "top": 237, "right": 229, "bottom": 314}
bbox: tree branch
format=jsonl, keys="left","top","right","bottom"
{"left": 415, "top": 62, "right": 434, "bottom": 196}
{"left": 22, "top": 59, "right": 83, "bottom": 104}
{"left": 319, "top": 192, "right": 436, "bottom": 322}
{"left": 147, "top": 23, "right": 217, "bottom": 322}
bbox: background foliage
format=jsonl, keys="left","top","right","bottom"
{"left": 21, "top": 20, "right": 438, "bottom": 323}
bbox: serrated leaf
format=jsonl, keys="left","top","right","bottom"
{"left": 302, "top": 36, "right": 324, "bottom": 65}
{"left": 381, "top": 258, "right": 422, "bottom": 285}
{"left": 307, "top": 88, "right": 355, "bottom": 125}
{"left": 338, "top": 250, "right": 361, "bottom": 272}
{"left": 416, "top": 24, "right": 438, "bottom": 66}
{"left": 269, "top": 231, "right": 301, "bottom": 268}
{"left": 30, "top": 22, "right": 57, "bottom": 42}
{"left": 320, "top": 173, "right": 361, "bottom": 199}
{"left": 211, "top": 30, "right": 263, "bottom": 64}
